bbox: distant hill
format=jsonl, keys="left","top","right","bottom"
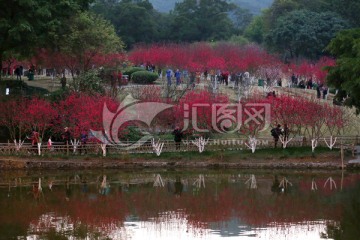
{"left": 150, "top": 0, "right": 274, "bottom": 15}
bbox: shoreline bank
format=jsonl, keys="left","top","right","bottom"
{"left": 1, "top": 157, "right": 359, "bottom": 170}
{"left": 1, "top": 147, "right": 358, "bottom": 170}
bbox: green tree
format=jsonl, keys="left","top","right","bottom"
{"left": 265, "top": 10, "right": 348, "bottom": 59}
{"left": 114, "top": 1, "right": 157, "bottom": 47}
{"left": 227, "top": 35, "right": 249, "bottom": 46}
{"left": 262, "top": 0, "right": 299, "bottom": 30}
{"left": 244, "top": 15, "right": 265, "bottom": 44}
{"left": 59, "top": 12, "right": 124, "bottom": 73}
{"left": 169, "top": 0, "right": 235, "bottom": 42}
{"left": 231, "top": 8, "right": 253, "bottom": 35}
{"left": 0, "top": 0, "right": 91, "bottom": 80}
{"left": 329, "top": 0, "right": 360, "bottom": 27}
{"left": 326, "top": 28, "right": 360, "bottom": 114}
{"left": 92, "top": 0, "right": 159, "bottom": 48}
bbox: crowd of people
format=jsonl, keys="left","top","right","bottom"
{"left": 25, "top": 126, "right": 89, "bottom": 155}
{"left": 291, "top": 73, "right": 328, "bottom": 99}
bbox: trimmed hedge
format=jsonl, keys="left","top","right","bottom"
{"left": 131, "top": 71, "right": 158, "bottom": 84}
{"left": 122, "top": 67, "right": 145, "bottom": 79}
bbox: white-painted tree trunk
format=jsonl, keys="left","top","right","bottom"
{"left": 151, "top": 138, "right": 164, "bottom": 156}
{"left": 324, "top": 136, "right": 337, "bottom": 150}
{"left": 244, "top": 136, "right": 257, "bottom": 153}
{"left": 101, "top": 175, "right": 107, "bottom": 189}
{"left": 193, "top": 174, "right": 205, "bottom": 188}
{"left": 153, "top": 174, "right": 164, "bottom": 187}
{"left": 38, "top": 178, "right": 42, "bottom": 192}
{"left": 324, "top": 177, "right": 337, "bottom": 190}
{"left": 245, "top": 174, "right": 257, "bottom": 189}
{"left": 279, "top": 136, "right": 293, "bottom": 149}
{"left": 13, "top": 139, "right": 25, "bottom": 151}
{"left": 279, "top": 177, "right": 292, "bottom": 191}
{"left": 71, "top": 139, "right": 80, "bottom": 153}
{"left": 311, "top": 139, "right": 318, "bottom": 152}
{"left": 100, "top": 144, "right": 107, "bottom": 157}
{"left": 48, "top": 180, "right": 53, "bottom": 191}
{"left": 191, "top": 137, "right": 209, "bottom": 153}
{"left": 311, "top": 179, "right": 317, "bottom": 191}
{"left": 37, "top": 143, "right": 42, "bottom": 156}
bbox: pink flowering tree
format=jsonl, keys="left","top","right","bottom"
{"left": 0, "top": 98, "right": 28, "bottom": 150}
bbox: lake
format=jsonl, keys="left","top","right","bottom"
{"left": 1, "top": 169, "right": 359, "bottom": 240}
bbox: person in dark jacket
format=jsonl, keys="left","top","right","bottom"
{"left": 271, "top": 124, "right": 283, "bottom": 148}
{"left": 172, "top": 126, "right": 183, "bottom": 150}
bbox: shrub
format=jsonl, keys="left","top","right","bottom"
{"left": 69, "top": 70, "right": 104, "bottom": 95}
{"left": 122, "top": 67, "right": 144, "bottom": 79}
{"left": 131, "top": 71, "right": 158, "bottom": 84}
{"left": 120, "top": 126, "right": 145, "bottom": 142}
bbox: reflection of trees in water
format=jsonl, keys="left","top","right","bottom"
{"left": 0, "top": 182, "right": 129, "bottom": 239}
{"left": 1, "top": 172, "right": 360, "bottom": 239}
{"left": 322, "top": 182, "right": 360, "bottom": 240}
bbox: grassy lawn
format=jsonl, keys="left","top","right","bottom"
{"left": 122, "top": 146, "right": 341, "bottom": 162}
{"left": 0, "top": 80, "right": 49, "bottom": 97}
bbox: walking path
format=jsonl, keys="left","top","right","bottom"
{"left": 25, "top": 76, "right": 61, "bottom": 92}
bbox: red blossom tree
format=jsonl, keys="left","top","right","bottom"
{"left": 174, "top": 90, "right": 229, "bottom": 135}
{"left": 0, "top": 98, "right": 28, "bottom": 148}
{"left": 268, "top": 95, "right": 345, "bottom": 141}
{"left": 55, "top": 93, "right": 118, "bottom": 142}
{"left": 24, "top": 98, "right": 57, "bottom": 141}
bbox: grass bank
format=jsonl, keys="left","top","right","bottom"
{"left": 9, "top": 146, "right": 345, "bottom": 162}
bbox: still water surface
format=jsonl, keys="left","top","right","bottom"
{"left": 0, "top": 169, "right": 359, "bottom": 240}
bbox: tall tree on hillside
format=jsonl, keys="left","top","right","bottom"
{"left": 231, "top": 7, "right": 253, "bottom": 35}
{"left": 265, "top": 10, "right": 348, "bottom": 60}
{"left": 263, "top": 0, "right": 299, "bottom": 30}
{"left": 169, "top": 0, "right": 235, "bottom": 42}
{"left": 329, "top": 0, "right": 360, "bottom": 27}
{"left": 92, "top": 0, "right": 159, "bottom": 48}
{"left": 0, "top": 0, "right": 92, "bottom": 80}
{"left": 325, "top": 28, "right": 360, "bottom": 114}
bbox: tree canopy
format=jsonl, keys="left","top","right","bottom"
{"left": 326, "top": 28, "right": 360, "bottom": 114}
{"left": 265, "top": 10, "right": 348, "bottom": 59}
{"left": 169, "top": 0, "right": 235, "bottom": 42}
{"left": 0, "top": 0, "right": 92, "bottom": 79}
{"left": 92, "top": 0, "right": 161, "bottom": 48}
{"left": 58, "top": 11, "right": 124, "bottom": 72}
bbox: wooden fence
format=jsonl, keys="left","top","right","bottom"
{"left": 0, "top": 135, "right": 358, "bottom": 156}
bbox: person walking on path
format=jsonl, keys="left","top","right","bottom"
{"left": 166, "top": 68, "right": 172, "bottom": 86}
{"left": 175, "top": 69, "right": 181, "bottom": 86}
{"left": 80, "top": 131, "right": 88, "bottom": 155}
{"left": 316, "top": 84, "right": 322, "bottom": 99}
{"left": 323, "top": 86, "right": 328, "bottom": 100}
{"left": 15, "top": 66, "right": 23, "bottom": 81}
{"left": 27, "top": 129, "right": 40, "bottom": 154}
{"left": 283, "top": 124, "right": 290, "bottom": 142}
